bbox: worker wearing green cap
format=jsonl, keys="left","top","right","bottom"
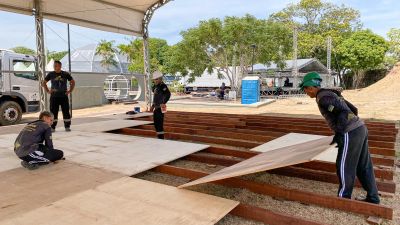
{"left": 300, "top": 72, "right": 380, "bottom": 204}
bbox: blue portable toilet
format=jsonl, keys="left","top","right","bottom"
{"left": 241, "top": 76, "right": 260, "bottom": 104}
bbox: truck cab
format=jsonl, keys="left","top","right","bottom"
{"left": 0, "top": 49, "right": 40, "bottom": 125}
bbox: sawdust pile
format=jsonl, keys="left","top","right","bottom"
{"left": 352, "top": 62, "right": 400, "bottom": 100}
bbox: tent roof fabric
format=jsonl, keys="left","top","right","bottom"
{"left": 0, "top": 0, "right": 164, "bottom": 36}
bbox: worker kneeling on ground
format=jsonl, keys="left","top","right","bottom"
{"left": 300, "top": 72, "right": 380, "bottom": 204}
{"left": 150, "top": 71, "right": 171, "bottom": 139}
{"left": 14, "top": 111, "right": 64, "bottom": 170}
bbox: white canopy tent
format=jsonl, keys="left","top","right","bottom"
{"left": 0, "top": 0, "right": 171, "bottom": 110}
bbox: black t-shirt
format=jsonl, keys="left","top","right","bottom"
{"left": 152, "top": 83, "right": 171, "bottom": 107}
{"left": 45, "top": 71, "right": 73, "bottom": 96}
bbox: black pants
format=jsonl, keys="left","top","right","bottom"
{"left": 20, "top": 144, "right": 64, "bottom": 165}
{"left": 50, "top": 95, "right": 71, "bottom": 129}
{"left": 153, "top": 108, "right": 164, "bottom": 139}
{"left": 336, "top": 125, "right": 380, "bottom": 203}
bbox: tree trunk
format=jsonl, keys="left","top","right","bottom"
{"left": 338, "top": 70, "right": 345, "bottom": 89}
{"left": 352, "top": 70, "right": 365, "bottom": 89}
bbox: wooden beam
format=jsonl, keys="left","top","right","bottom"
{"left": 118, "top": 128, "right": 395, "bottom": 170}
{"left": 166, "top": 111, "right": 397, "bottom": 129}
{"left": 269, "top": 167, "right": 395, "bottom": 194}
{"left": 153, "top": 165, "right": 393, "bottom": 220}
{"left": 138, "top": 125, "right": 273, "bottom": 142}
{"left": 231, "top": 204, "right": 327, "bottom": 225}
{"left": 204, "top": 146, "right": 394, "bottom": 168}
{"left": 183, "top": 154, "right": 396, "bottom": 193}
{"left": 165, "top": 112, "right": 397, "bottom": 132}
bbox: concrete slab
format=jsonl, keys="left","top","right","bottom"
{"left": 68, "top": 138, "right": 209, "bottom": 175}
{"left": 1, "top": 177, "right": 239, "bottom": 225}
{"left": 0, "top": 161, "right": 123, "bottom": 222}
{"left": 72, "top": 119, "right": 152, "bottom": 132}
{"left": 252, "top": 133, "right": 337, "bottom": 163}
{"left": 179, "top": 136, "right": 333, "bottom": 188}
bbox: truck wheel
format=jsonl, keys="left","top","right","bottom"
{"left": 0, "top": 101, "right": 22, "bottom": 126}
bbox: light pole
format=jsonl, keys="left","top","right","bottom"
{"left": 250, "top": 44, "right": 257, "bottom": 74}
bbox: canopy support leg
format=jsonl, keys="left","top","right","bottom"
{"left": 33, "top": 0, "right": 48, "bottom": 111}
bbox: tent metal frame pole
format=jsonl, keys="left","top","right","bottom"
{"left": 142, "top": 0, "right": 172, "bottom": 110}
{"left": 33, "top": 0, "right": 48, "bottom": 111}
{"left": 142, "top": 37, "right": 151, "bottom": 110}
{"left": 67, "top": 24, "right": 73, "bottom": 118}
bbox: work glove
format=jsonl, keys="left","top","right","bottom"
{"left": 330, "top": 133, "right": 342, "bottom": 147}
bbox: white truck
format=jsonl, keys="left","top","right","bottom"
{"left": 0, "top": 49, "right": 40, "bottom": 125}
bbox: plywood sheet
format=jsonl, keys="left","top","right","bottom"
{"left": 0, "top": 132, "right": 145, "bottom": 173}
{"left": 1, "top": 177, "right": 238, "bottom": 225}
{"left": 0, "top": 150, "right": 21, "bottom": 172}
{"left": 68, "top": 138, "right": 209, "bottom": 175}
{"left": 53, "top": 131, "right": 144, "bottom": 156}
{"left": 179, "top": 136, "right": 333, "bottom": 188}
{"left": 72, "top": 119, "right": 152, "bottom": 132}
{"left": 99, "top": 112, "right": 153, "bottom": 120}
{"left": 252, "top": 133, "right": 337, "bottom": 163}
{"left": 0, "top": 162, "right": 123, "bottom": 222}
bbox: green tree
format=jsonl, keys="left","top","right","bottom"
{"left": 385, "top": 28, "right": 400, "bottom": 68}
{"left": 95, "top": 40, "right": 118, "bottom": 68}
{"left": 47, "top": 51, "right": 68, "bottom": 62}
{"left": 118, "top": 38, "right": 170, "bottom": 74}
{"left": 337, "top": 30, "right": 388, "bottom": 88}
{"left": 166, "top": 15, "right": 291, "bottom": 92}
{"left": 269, "top": 0, "right": 361, "bottom": 66}
{"left": 11, "top": 46, "right": 36, "bottom": 55}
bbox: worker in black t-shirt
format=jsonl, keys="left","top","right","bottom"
{"left": 41, "top": 60, "right": 75, "bottom": 132}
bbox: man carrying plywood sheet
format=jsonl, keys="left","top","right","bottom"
{"left": 14, "top": 111, "right": 64, "bottom": 170}
{"left": 300, "top": 72, "right": 380, "bottom": 204}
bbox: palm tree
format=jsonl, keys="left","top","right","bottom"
{"left": 95, "top": 40, "right": 118, "bottom": 69}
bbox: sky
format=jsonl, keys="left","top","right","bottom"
{"left": 0, "top": 0, "right": 399, "bottom": 52}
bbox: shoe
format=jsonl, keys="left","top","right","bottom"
{"left": 21, "top": 161, "right": 40, "bottom": 170}
{"left": 51, "top": 128, "right": 56, "bottom": 133}
{"left": 355, "top": 196, "right": 380, "bottom": 204}
{"left": 65, "top": 127, "right": 71, "bottom": 132}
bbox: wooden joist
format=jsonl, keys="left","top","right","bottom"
{"left": 153, "top": 165, "right": 393, "bottom": 220}
{"left": 183, "top": 153, "right": 396, "bottom": 193}
{"left": 120, "top": 126, "right": 395, "bottom": 168}
{"left": 231, "top": 204, "right": 327, "bottom": 225}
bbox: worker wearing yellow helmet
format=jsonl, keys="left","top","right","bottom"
{"left": 300, "top": 72, "right": 380, "bottom": 204}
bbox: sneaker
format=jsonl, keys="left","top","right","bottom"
{"left": 21, "top": 161, "right": 40, "bottom": 170}
{"left": 65, "top": 127, "right": 71, "bottom": 132}
{"left": 355, "top": 196, "right": 380, "bottom": 204}
{"left": 51, "top": 128, "right": 56, "bottom": 133}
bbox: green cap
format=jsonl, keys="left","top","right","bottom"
{"left": 299, "top": 72, "right": 322, "bottom": 91}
